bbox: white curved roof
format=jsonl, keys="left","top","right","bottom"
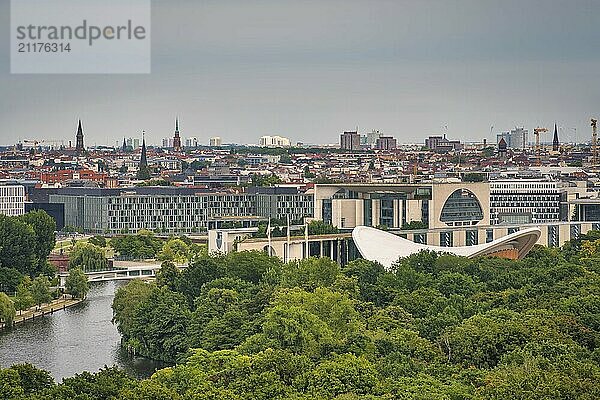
{"left": 352, "top": 226, "right": 541, "bottom": 269}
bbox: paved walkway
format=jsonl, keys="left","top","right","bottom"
{"left": 1, "top": 296, "right": 83, "bottom": 329}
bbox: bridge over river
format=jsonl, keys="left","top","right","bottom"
{"left": 57, "top": 261, "right": 187, "bottom": 288}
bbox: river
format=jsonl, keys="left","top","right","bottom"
{"left": 0, "top": 281, "right": 168, "bottom": 382}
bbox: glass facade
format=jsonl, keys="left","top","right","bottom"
{"left": 440, "top": 189, "right": 483, "bottom": 226}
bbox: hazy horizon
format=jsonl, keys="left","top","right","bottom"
{"left": 1, "top": 0, "right": 599, "bottom": 147}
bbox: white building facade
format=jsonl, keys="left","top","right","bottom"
{"left": 0, "top": 185, "right": 25, "bottom": 216}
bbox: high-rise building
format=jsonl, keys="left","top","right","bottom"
{"left": 185, "top": 137, "right": 198, "bottom": 148}
{"left": 340, "top": 131, "right": 360, "bottom": 151}
{"left": 375, "top": 136, "right": 397, "bottom": 150}
{"left": 366, "top": 130, "right": 381, "bottom": 148}
{"left": 425, "top": 135, "right": 462, "bottom": 152}
{"left": 0, "top": 185, "right": 25, "bottom": 216}
{"left": 210, "top": 137, "right": 222, "bottom": 147}
{"left": 75, "top": 120, "right": 85, "bottom": 155}
{"left": 259, "top": 135, "right": 291, "bottom": 147}
{"left": 496, "top": 127, "right": 528, "bottom": 149}
{"left": 173, "top": 118, "right": 182, "bottom": 152}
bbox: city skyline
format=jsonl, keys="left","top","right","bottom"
{"left": 1, "top": 1, "right": 599, "bottom": 146}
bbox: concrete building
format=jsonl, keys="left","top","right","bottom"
{"left": 209, "top": 137, "right": 222, "bottom": 147}
{"left": 375, "top": 136, "right": 397, "bottom": 150}
{"left": 489, "top": 179, "right": 561, "bottom": 225}
{"left": 0, "top": 184, "right": 25, "bottom": 216}
{"left": 249, "top": 186, "right": 313, "bottom": 222}
{"left": 259, "top": 135, "right": 291, "bottom": 147}
{"left": 425, "top": 135, "right": 462, "bottom": 152}
{"left": 496, "top": 127, "right": 528, "bottom": 150}
{"left": 340, "top": 131, "right": 361, "bottom": 151}
{"left": 314, "top": 182, "right": 490, "bottom": 230}
{"left": 48, "top": 186, "right": 313, "bottom": 234}
{"left": 365, "top": 130, "right": 381, "bottom": 148}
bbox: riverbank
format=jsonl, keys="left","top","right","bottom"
{"left": 0, "top": 296, "right": 83, "bottom": 329}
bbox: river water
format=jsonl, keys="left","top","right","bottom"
{"left": 0, "top": 281, "right": 168, "bottom": 382}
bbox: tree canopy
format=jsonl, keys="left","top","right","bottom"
{"left": 4, "top": 233, "right": 600, "bottom": 399}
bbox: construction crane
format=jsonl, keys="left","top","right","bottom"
{"left": 533, "top": 127, "right": 548, "bottom": 166}
{"left": 592, "top": 118, "right": 598, "bottom": 166}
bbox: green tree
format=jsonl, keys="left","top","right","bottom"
{"left": 18, "top": 210, "right": 56, "bottom": 272}
{"left": 112, "top": 280, "right": 154, "bottom": 339}
{"left": 158, "top": 239, "right": 190, "bottom": 264}
{"left": 0, "top": 215, "right": 37, "bottom": 276}
{"left": 281, "top": 257, "right": 340, "bottom": 291}
{"left": 0, "top": 292, "right": 16, "bottom": 327}
{"left": 0, "top": 267, "right": 23, "bottom": 293}
{"left": 65, "top": 268, "right": 89, "bottom": 299}
{"left": 307, "top": 220, "right": 339, "bottom": 235}
{"left": 88, "top": 235, "right": 107, "bottom": 247}
{"left": 30, "top": 276, "right": 52, "bottom": 308}
{"left": 155, "top": 261, "right": 181, "bottom": 291}
{"left": 9, "top": 363, "right": 54, "bottom": 396}
{"left": 111, "top": 230, "right": 163, "bottom": 260}
{"left": 13, "top": 277, "right": 34, "bottom": 314}
{"left": 69, "top": 242, "right": 108, "bottom": 272}
{"left": 0, "top": 368, "right": 24, "bottom": 399}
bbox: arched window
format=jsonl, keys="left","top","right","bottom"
{"left": 440, "top": 189, "right": 484, "bottom": 225}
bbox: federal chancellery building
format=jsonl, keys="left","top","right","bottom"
{"left": 313, "top": 181, "right": 596, "bottom": 249}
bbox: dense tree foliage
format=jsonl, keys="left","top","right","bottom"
{"left": 69, "top": 242, "right": 108, "bottom": 272}
{"left": 0, "top": 212, "right": 56, "bottom": 294}
{"left": 65, "top": 268, "right": 89, "bottom": 299}
{"left": 111, "top": 230, "right": 163, "bottom": 260}
{"left": 0, "top": 292, "right": 16, "bottom": 326}
{"left": 4, "top": 235, "right": 600, "bottom": 399}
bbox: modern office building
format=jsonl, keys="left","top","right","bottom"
{"left": 0, "top": 184, "right": 25, "bottom": 216}
{"left": 425, "top": 135, "right": 462, "bottom": 152}
{"left": 496, "top": 127, "right": 528, "bottom": 149}
{"left": 250, "top": 186, "right": 314, "bottom": 222}
{"left": 48, "top": 186, "right": 313, "bottom": 234}
{"left": 209, "top": 137, "right": 222, "bottom": 147}
{"left": 340, "top": 131, "right": 361, "bottom": 151}
{"left": 314, "top": 182, "right": 490, "bottom": 230}
{"left": 375, "top": 136, "right": 397, "bottom": 150}
{"left": 259, "top": 135, "right": 291, "bottom": 147}
{"left": 489, "top": 179, "right": 561, "bottom": 225}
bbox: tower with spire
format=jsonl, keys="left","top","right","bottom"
{"left": 173, "top": 118, "right": 182, "bottom": 152}
{"left": 552, "top": 123, "right": 560, "bottom": 152}
{"left": 122, "top": 137, "right": 127, "bottom": 153}
{"left": 75, "top": 120, "right": 85, "bottom": 155}
{"left": 137, "top": 131, "right": 150, "bottom": 180}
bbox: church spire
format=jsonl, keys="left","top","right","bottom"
{"left": 553, "top": 123, "right": 559, "bottom": 152}
{"left": 173, "top": 117, "right": 182, "bottom": 152}
{"left": 140, "top": 131, "right": 147, "bottom": 168}
{"left": 75, "top": 119, "right": 85, "bottom": 155}
{"left": 137, "top": 130, "right": 150, "bottom": 180}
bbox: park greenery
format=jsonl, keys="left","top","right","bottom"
{"left": 2, "top": 230, "right": 600, "bottom": 398}
{"left": 65, "top": 268, "right": 89, "bottom": 299}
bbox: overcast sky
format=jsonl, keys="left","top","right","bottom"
{"left": 1, "top": 0, "right": 599, "bottom": 146}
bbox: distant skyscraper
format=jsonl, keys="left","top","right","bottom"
{"left": 340, "top": 131, "right": 360, "bottom": 151}
{"left": 553, "top": 123, "right": 560, "bottom": 152}
{"left": 210, "top": 137, "right": 222, "bottom": 147}
{"left": 75, "top": 120, "right": 85, "bottom": 155}
{"left": 173, "top": 118, "right": 182, "bottom": 152}
{"left": 122, "top": 138, "right": 127, "bottom": 152}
